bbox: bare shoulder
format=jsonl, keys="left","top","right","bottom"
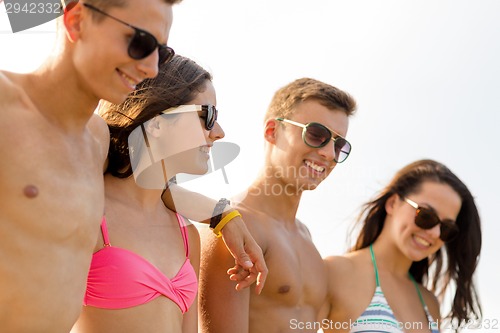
{"left": 0, "top": 71, "right": 31, "bottom": 113}
{"left": 324, "top": 254, "right": 357, "bottom": 282}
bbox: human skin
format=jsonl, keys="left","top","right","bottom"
{"left": 0, "top": 0, "right": 173, "bottom": 331}
{"left": 72, "top": 81, "right": 223, "bottom": 333}
{"left": 323, "top": 181, "right": 460, "bottom": 333}
{"left": 199, "top": 100, "right": 350, "bottom": 333}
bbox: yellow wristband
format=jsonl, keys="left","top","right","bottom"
{"left": 213, "top": 210, "right": 241, "bottom": 238}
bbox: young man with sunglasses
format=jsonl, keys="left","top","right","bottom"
{"left": 0, "top": 1, "right": 266, "bottom": 331}
{"left": 199, "top": 78, "right": 357, "bottom": 333}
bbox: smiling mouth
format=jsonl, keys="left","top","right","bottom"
{"left": 413, "top": 234, "right": 431, "bottom": 247}
{"left": 305, "top": 160, "right": 326, "bottom": 173}
{"left": 117, "top": 69, "right": 139, "bottom": 90}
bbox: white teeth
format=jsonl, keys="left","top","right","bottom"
{"left": 305, "top": 160, "right": 325, "bottom": 173}
{"left": 119, "top": 71, "right": 137, "bottom": 89}
{"left": 200, "top": 146, "right": 210, "bottom": 153}
{"left": 414, "top": 235, "right": 431, "bottom": 247}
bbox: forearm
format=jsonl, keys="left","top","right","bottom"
{"left": 162, "top": 183, "right": 234, "bottom": 224}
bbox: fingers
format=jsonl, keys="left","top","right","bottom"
{"left": 242, "top": 240, "right": 268, "bottom": 294}
{"left": 219, "top": 214, "right": 268, "bottom": 293}
{"left": 227, "top": 264, "right": 250, "bottom": 282}
{"left": 226, "top": 256, "right": 268, "bottom": 295}
{"left": 251, "top": 255, "right": 268, "bottom": 295}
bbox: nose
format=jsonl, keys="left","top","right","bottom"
{"left": 316, "top": 139, "right": 336, "bottom": 162}
{"left": 209, "top": 122, "right": 225, "bottom": 142}
{"left": 136, "top": 51, "right": 160, "bottom": 79}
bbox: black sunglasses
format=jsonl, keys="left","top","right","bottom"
{"left": 404, "top": 197, "right": 459, "bottom": 242}
{"left": 161, "top": 104, "right": 218, "bottom": 130}
{"left": 276, "top": 118, "right": 351, "bottom": 163}
{"left": 83, "top": 3, "right": 175, "bottom": 65}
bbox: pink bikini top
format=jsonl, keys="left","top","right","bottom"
{"left": 84, "top": 213, "right": 197, "bottom": 313}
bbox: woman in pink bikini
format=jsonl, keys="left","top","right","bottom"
{"left": 72, "top": 55, "right": 224, "bottom": 333}
{"left": 324, "top": 160, "right": 482, "bottom": 333}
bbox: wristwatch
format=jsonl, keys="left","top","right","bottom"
{"left": 210, "top": 198, "right": 231, "bottom": 229}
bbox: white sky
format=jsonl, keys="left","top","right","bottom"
{"left": 1, "top": 0, "right": 498, "bottom": 329}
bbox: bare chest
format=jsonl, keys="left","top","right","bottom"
{"left": 0, "top": 120, "right": 104, "bottom": 246}
{"left": 257, "top": 231, "right": 327, "bottom": 309}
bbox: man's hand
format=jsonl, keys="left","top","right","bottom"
{"left": 220, "top": 216, "right": 267, "bottom": 294}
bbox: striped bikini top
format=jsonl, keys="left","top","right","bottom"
{"left": 350, "top": 244, "right": 439, "bottom": 333}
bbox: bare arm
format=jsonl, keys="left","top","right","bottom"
{"left": 182, "top": 225, "right": 201, "bottom": 333}
{"left": 198, "top": 227, "right": 251, "bottom": 333}
{"left": 162, "top": 185, "right": 267, "bottom": 293}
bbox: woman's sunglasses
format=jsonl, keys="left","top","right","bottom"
{"left": 83, "top": 3, "right": 175, "bottom": 65}
{"left": 162, "top": 104, "right": 218, "bottom": 131}
{"left": 276, "top": 118, "right": 351, "bottom": 163}
{"left": 404, "top": 197, "right": 459, "bottom": 242}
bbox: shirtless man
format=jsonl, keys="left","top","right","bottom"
{"left": 199, "top": 78, "right": 357, "bottom": 333}
{"left": 0, "top": 1, "right": 265, "bottom": 332}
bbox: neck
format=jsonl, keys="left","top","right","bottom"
{"left": 371, "top": 237, "right": 414, "bottom": 278}
{"left": 28, "top": 54, "right": 100, "bottom": 132}
{"left": 104, "top": 174, "right": 164, "bottom": 212}
{"left": 236, "top": 168, "right": 303, "bottom": 223}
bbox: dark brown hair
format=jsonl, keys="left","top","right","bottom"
{"left": 99, "top": 54, "right": 212, "bottom": 178}
{"left": 264, "top": 78, "right": 357, "bottom": 121}
{"left": 352, "top": 159, "right": 482, "bottom": 328}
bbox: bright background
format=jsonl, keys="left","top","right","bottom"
{"left": 1, "top": 0, "right": 498, "bottom": 330}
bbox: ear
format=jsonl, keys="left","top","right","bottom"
{"left": 144, "top": 118, "right": 162, "bottom": 138}
{"left": 385, "top": 193, "right": 398, "bottom": 216}
{"left": 63, "top": 1, "right": 83, "bottom": 42}
{"left": 264, "top": 118, "right": 279, "bottom": 144}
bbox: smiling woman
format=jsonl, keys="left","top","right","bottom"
{"left": 324, "top": 159, "right": 482, "bottom": 333}
{"left": 72, "top": 54, "right": 225, "bottom": 333}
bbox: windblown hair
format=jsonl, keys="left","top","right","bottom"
{"left": 99, "top": 55, "right": 212, "bottom": 178}
{"left": 264, "top": 78, "right": 357, "bottom": 121}
{"left": 352, "top": 159, "right": 482, "bottom": 329}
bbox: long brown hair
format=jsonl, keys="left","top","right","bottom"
{"left": 352, "top": 159, "right": 481, "bottom": 328}
{"left": 99, "top": 55, "right": 212, "bottom": 178}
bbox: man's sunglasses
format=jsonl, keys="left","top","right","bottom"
{"left": 162, "top": 105, "right": 218, "bottom": 131}
{"left": 404, "top": 197, "right": 459, "bottom": 242}
{"left": 276, "top": 118, "right": 351, "bottom": 163}
{"left": 83, "top": 3, "right": 175, "bottom": 65}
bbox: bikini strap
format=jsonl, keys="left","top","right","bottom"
{"left": 369, "top": 244, "right": 380, "bottom": 287}
{"left": 175, "top": 213, "right": 190, "bottom": 258}
{"left": 409, "top": 273, "right": 427, "bottom": 308}
{"left": 100, "top": 216, "right": 111, "bottom": 247}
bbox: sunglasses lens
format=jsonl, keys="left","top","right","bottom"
{"left": 205, "top": 105, "right": 217, "bottom": 130}
{"left": 128, "top": 30, "right": 158, "bottom": 60}
{"left": 334, "top": 138, "right": 351, "bottom": 163}
{"left": 415, "top": 208, "right": 459, "bottom": 242}
{"left": 414, "top": 208, "right": 440, "bottom": 229}
{"left": 440, "top": 222, "right": 459, "bottom": 242}
{"left": 304, "top": 124, "right": 330, "bottom": 148}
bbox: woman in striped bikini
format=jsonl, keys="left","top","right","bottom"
{"left": 323, "top": 160, "right": 482, "bottom": 333}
